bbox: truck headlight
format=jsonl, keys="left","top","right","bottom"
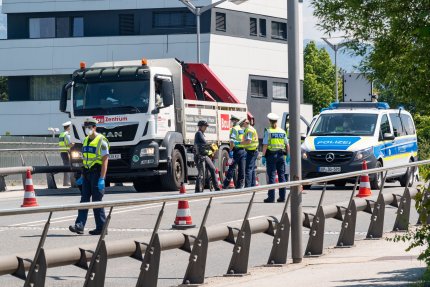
{"left": 301, "top": 149, "right": 309, "bottom": 160}
{"left": 140, "top": 147, "right": 155, "bottom": 157}
{"left": 71, "top": 151, "right": 82, "bottom": 159}
{"left": 355, "top": 147, "right": 373, "bottom": 161}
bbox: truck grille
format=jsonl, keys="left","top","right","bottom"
{"left": 309, "top": 151, "right": 353, "bottom": 164}
{"left": 107, "top": 146, "right": 133, "bottom": 170}
{"left": 84, "top": 124, "right": 138, "bottom": 142}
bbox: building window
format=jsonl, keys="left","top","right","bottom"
{"left": 30, "top": 75, "right": 70, "bottom": 101}
{"left": 72, "top": 17, "right": 84, "bottom": 37}
{"left": 216, "top": 12, "right": 226, "bottom": 32}
{"left": 273, "top": 82, "right": 288, "bottom": 100}
{"left": 153, "top": 12, "right": 196, "bottom": 28}
{"left": 251, "top": 80, "right": 267, "bottom": 98}
{"left": 271, "top": 21, "right": 287, "bottom": 40}
{"left": 56, "top": 17, "right": 70, "bottom": 38}
{"left": 250, "top": 18, "right": 257, "bottom": 36}
{"left": 119, "top": 14, "right": 135, "bottom": 35}
{"left": 29, "top": 18, "right": 55, "bottom": 38}
{"left": 259, "top": 19, "right": 266, "bottom": 37}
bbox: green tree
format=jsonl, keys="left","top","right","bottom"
{"left": 0, "top": 77, "right": 8, "bottom": 101}
{"left": 304, "top": 41, "right": 340, "bottom": 114}
{"left": 311, "top": 0, "right": 430, "bottom": 115}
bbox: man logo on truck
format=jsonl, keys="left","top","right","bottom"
{"left": 103, "top": 132, "right": 123, "bottom": 138}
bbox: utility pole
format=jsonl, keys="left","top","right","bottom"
{"left": 287, "top": 0, "right": 303, "bottom": 263}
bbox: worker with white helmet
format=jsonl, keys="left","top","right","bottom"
{"left": 59, "top": 121, "right": 74, "bottom": 186}
{"left": 262, "top": 113, "right": 289, "bottom": 203}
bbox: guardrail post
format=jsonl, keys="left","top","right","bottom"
{"left": 0, "top": 175, "right": 7, "bottom": 192}
{"left": 392, "top": 187, "right": 411, "bottom": 231}
{"left": 183, "top": 198, "right": 212, "bottom": 285}
{"left": 225, "top": 192, "right": 255, "bottom": 276}
{"left": 337, "top": 176, "right": 359, "bottom": 247}
{"left": 135, "top": 202, "right": 166, "bottom": 287}
{"left": 83, "top": 207, "right": 112, "bottom": 287}
{"left": 20, "top": 154, "right": 26, "bottom": 190}
{"left": 366, "top": 172, "right": 388, "bottom": 239}
{"left": 267, "top": 193, "right": 291, "bottom": 265}
{"left": 418, "top": 189, "right": 430, "bottom": 225}
{"left": 305, "top": 182, "right": 327, "bottom": 256}
{"left": 44, "top": 153, "right": 57, "bottom": 189}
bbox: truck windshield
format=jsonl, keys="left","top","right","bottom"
{"left": 310, "top": 113, "right": 378, "bottom": 136}
{"left": 73, "top": 80, "right": 150, "bottom": 116}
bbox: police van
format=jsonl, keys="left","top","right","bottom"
{"left": 301, "top": 102, "right": 418, "bottom": 189}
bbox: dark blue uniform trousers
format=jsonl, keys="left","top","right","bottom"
{"left": 223, "top": 148, "right": 246, "bottom": 189}
{"left": 75, "top": 169, "right": 106, "bottom": 230}
{"left": 266, "top": 150, "right": 287, "bottom": 200}
{"left": 245, "top": 150, "right": 258, "bottom": 188}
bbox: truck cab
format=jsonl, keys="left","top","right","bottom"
{"left": 301, "top": 102, "right": 418, "bottom": 189}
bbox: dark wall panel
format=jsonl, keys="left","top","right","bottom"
{"left": 8, "top": 76, "right": 29, "bottom": 101}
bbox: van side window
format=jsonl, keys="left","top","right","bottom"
{"left": 389, "top": 113, "right": 404, "bottom": 137}
{"left": 380, "top": 114, "right": 392, "bottom": 139}
{"left": 401, "top": 114, "right": 415, "bottom": 135}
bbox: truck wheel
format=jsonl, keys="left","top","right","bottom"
{"left": 220, "top": 149, "right": 229, "bottom": 182}
{"left": 370, "top": 161, "right": 383, "bottom": 190}
{"left": 162, "top": 149, "right": 184, "bottom": 191}
{"left": 400, "top": 159, "right": 415, "bottom": 187}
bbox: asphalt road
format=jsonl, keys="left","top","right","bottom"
{"left": 0, "top": 182, "right": 419, "bottom": 287}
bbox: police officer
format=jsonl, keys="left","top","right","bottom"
{"left": 69, "top": 118, "right": 110, "bottom": 235}
{"left": 194, "top": 120, "right": 221, "bottom": 193}
{"left": 241, "top": 119, "right": 259, "bottom": 187}
{"left": 223, "top": 115, "right": 246, "bottom": 189}
{"left": 262, "top": 113, "right": 289, "bottom": 203}
{"left": 59, "top": 121, "right": 74, "bottom": 186}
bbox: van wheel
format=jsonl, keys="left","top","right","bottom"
{"left": 400, "top": 159, "right": 415, "bottom": 187}
{"left": 162, "top": 149, "right": 184, "bottom": 191}
{"left": 370, "top": 161, "right": 383, "bottom": 190}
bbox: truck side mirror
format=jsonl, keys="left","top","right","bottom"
{"left": 60, "top": 82, "right": 72, "bottom": 113}
{"left": 161, "top": 80, "right": 174, "bottom": 107}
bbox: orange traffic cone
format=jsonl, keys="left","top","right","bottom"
{"left": 172, "top": 183, "right": 196, "bottom": 230}
{"left": 357, "top": 161, "right": 372, "bottom": 198}
{"left": 215, "top": 168, "right": 223, "bottom": 190}
{"left": 275, "top": 172, "right": 279, "bottom": 183}
{"left": 256, "top": 175, "right": 260, "bottom": 186}
{"left": 21, "top": 169, "right": 38, "bottom": 207}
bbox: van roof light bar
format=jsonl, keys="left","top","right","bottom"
{"left": 327, "top": 102, "right": 390, "bottom": 110}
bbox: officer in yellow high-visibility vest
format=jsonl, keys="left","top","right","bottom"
{"left": 262, "top": 113, "right": 289, "bottom": 203}
{"left": 223, "top": 115, "right": 246, "bottom": 189}
{"left": 59, "top": 121, "right": 74, "bottom": 186}
{"left": 241, "top": 119, "right": 259, "bottom": 187}
{"left": 69, "top": 118, "right": 110, "bottom": 236}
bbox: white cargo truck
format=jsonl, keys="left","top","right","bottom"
{"left": 59, "top": 58, "right": 248, "bottom": 191}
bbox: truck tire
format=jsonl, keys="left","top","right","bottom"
{"left": 370, "top": 161, "right": 383, "bottom": 190}
{"left": 220, "top": 149, "right": 229, "bottom": 182}
{"left": 399, "top": 159, "right": 415, "bottom": 187}
{"left": 162, "top": 149, "right": 184, "bottom": 191}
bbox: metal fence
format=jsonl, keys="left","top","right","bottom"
{"left": 0, "top": 160, "right": 428, "bottom": 287}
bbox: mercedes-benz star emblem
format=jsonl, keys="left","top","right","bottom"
{"left": 325, "top": 153, "right": 335, "bottom": 163}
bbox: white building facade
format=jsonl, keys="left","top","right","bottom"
{"left": 0, "top": 0, "right": 310, "bottom": 136}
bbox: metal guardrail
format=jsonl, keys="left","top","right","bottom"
{"left": 0, "top": 160, "right": 428, "bottom": 287}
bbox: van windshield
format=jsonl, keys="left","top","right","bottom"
{"left": 311, "top": 113, "right": 378, "bottom": 136}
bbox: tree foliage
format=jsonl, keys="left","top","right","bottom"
{"left": 311, "top": 0, "right": 430, "bottom": 115}
{"left": 304, "top": 41, "right": 339, "bottom": 114}
{"left": 0, "top": 77, "right": 7, "bottom": 101}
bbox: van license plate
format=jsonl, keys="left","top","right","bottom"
{"left": 109, "top": 154, "right": 121, "bottom": 160}
{"left": 319, "top": 167, "right": 341, "bottom": 173}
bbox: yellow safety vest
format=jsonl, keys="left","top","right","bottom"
{"left": 243, "top": 126, "right": 259, "bottom": 151}
{"left": 58, "top": 131, "right": 70, "bottom": 152}
{"left": 82, "top": 134, "right": 109, "bottom": 169}
{"left": 230, "top": 125, "right": 244, "bottom": 148}
{"left": 267, "top": 127, "right": 286, "bottom": 151}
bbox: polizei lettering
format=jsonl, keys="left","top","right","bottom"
{"left": 316, "top": 140, "right": 352, "bottom": 145}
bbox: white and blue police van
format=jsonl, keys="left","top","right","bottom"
{"left": 301, "top": 102, "right": 418, "bottom": 189}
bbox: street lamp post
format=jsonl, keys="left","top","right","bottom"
{"left": 179, "top": 0, "right": 248, "bottom": 63}
{"left": 322, "top": 38, "right": 349, "bottom": 102}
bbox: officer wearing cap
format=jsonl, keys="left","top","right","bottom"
{"left": 69, "top": 118, "right": 110, "bottom": 235}
{"left": 262, "top": 113, "right": 289, "bottom": 203}
{"left": 194, "top": 120, "right": 221, "bottom": 193}
{"left": 223, "top": 115, "right": 246, "bottom": 189}
{"left": 59, "top": 121, "right": 74, "bottom": 186}
{"left": 241, "top": 118, "right": 259, "bottom": 187}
